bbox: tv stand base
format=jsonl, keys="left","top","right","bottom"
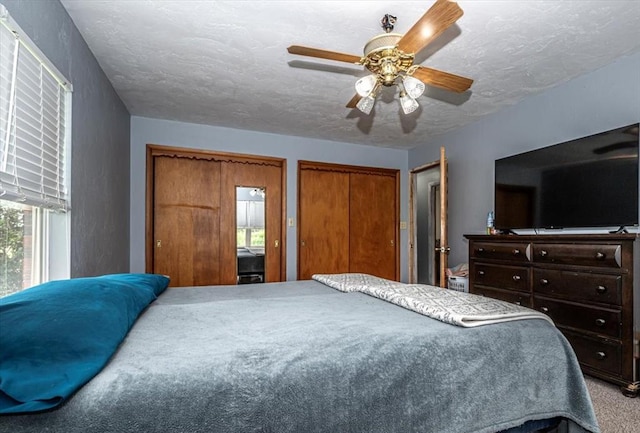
{"left": 610, "top": 225, "right": 629, "bottom": 234}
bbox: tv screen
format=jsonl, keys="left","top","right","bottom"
{"left": 494, "top": 123, "right": 639, "bottom": 231}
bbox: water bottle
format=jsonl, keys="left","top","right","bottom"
{"left": 486, "top": 211, "right": 494, "bottom": 234}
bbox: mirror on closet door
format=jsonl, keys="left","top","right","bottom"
{"left": 236, "top": 186, "right": 266, "bottom": 285}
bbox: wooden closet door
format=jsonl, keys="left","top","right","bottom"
{"left": 147, "top": 145, "right": 287, "bottom": 286}
{"left": 298, "top": 169, "right": 350, "bottom": 279}
{"left": 349, "top": 173, "right": 398, "bottom": 280}
{"left": 219, "top": 162, "right": 284, "bottom": 284}
{"left": 153, "top": 156, "right": 221, "bottom": 287}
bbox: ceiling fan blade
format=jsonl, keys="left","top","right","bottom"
{"left": 287, "top": 45, "right": 362, "bottom": 64}
{"left": 396, "top": 0, "right": 464, "bottom": 55}
{"left": 346, "top": 94, "right": 362, "bottom": 109}
{"left": 410, "top": 66, "right": 473, "bottom": 93}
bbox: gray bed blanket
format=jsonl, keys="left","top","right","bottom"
{"left": 312, "top": 273, "right": 554, "bottom": 327}
{"left": 0, "top": 281, "right": 599, "bottom": 433}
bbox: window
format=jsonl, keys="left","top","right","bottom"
{"left": 0, "top": 5, "right": 71, "bottom": 297}
{"left": 0, "top": 199, "right": 37, "bottom": 296}
{"left": 236, "top": 200, "right": 265, "bottom": 249}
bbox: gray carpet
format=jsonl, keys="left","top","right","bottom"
{"left": 584, "top": 375, "right": 640, "bottom": 433}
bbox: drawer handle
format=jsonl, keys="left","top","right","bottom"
{"left": 478, "top": 270, "right": 485, "bottom": 276}
{"left": 595, "top": 318, "right": 606, "bottom": 327}
{"left": 595, "top": 252, "right": 605, "bottom": 260}
{"left": 595, "top": 285, "right": 607, "bottom": 294}
{"left": 515, "top": 301, "right": 521, "bottom": 306}
{"left": 540, "top": 278, "right": 549, "bottom": 286}
{"left": 540, "top": 306, "right": 549, "bottom": 313}
{"left": 539, "top": 250, "right": 548, "bottom": 257}
{"left": 512, "top": 249, "right": 521, "bottom": 256}
{"left": 595, "top": 351, "right": 607, "bottom": 360}
{"left": 477, "top": 248, "right": 485, "bottom": 254}
{"left": 512, "top": 275, "right": 521, "bottom": 281}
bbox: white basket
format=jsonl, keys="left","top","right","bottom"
{"left": 448, "top": 276, "right": 468, "bottom": 292}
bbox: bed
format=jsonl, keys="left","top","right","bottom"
{"left": 0, "top": 273, "right": 600, "bottom": 433}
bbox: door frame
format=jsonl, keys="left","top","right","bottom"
{"left": 145, "top": 144, "right": 287, "bottom": 282}
{"left": 409, "top": 147, "right": 448, "bottom": 286}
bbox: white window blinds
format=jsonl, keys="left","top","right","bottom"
{"left": 0, "top": 5, "right": 72, "bottom": 211}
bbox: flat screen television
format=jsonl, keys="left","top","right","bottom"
{"left": 494, "top": 123, "right": 639, "bottom": 231}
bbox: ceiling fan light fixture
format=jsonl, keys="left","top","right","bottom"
{"left": 403, "top": 75, "right": 426, "bottom": 99}
{"left": 356, "top": 94, "right": 376, "bottom": 115}
{"left": 380, "top": 59, "right": 398, "bottom": 86}
{"left": 399, "top": 91, "right": 419, "bottom": 115}
{"left": 355, "top": 74, "right": 378, "bottom": 97}
{"left": 287, "top": 3, "right": 474, "bottom": 120}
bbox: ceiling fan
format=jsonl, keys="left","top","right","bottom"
{"left": 287, "top": 0, "right": 473, "bottom": 115}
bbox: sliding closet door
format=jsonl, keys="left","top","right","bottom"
{"left": 298, "top": 169, "right": 350, "bottom": 279}
{"left": 219, "top": 162, "right": 284, "bottom": 284}
{"left": 147, "top": 145, "right": 287, "bottom": 287}
{"left": 349, "top": 172, "right": 398, "bottom": 280}
{"left": 153, "top": 156, "right": 221, "bottom": 287}
{"left": 298, "top": 161, "right": 400, "bottom": 281}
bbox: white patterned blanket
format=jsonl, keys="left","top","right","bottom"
{"left": 312, "top": 273, "right": 554, "bottom": 327}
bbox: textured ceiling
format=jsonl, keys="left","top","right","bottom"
{"left": 59, "top": 1, "right": 640, "bottom": 150}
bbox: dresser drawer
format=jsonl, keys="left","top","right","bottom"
{"left": 471, "top": 242, "right": 531, "bottom": 262}
{"left": 465, "top": 233, "right": 636, "bottom": 391}
{"left": 562, "top": 330, "right": 622, "bottom": 377}
{"left": 533, "top": 269, "right": 622, "bottom": 306}
{"left": 474, "top": 263, "right": 529, "bottom": 291}
{"left": 533, "top": 296, "right": 621, "bottom": 338}
{"left": 532, "top": 243, "right": 622, "bottom": 268}
{"left": 472, "top": 286, "right": 531, "bottom": 307}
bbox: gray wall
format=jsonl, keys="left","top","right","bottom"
{"left": 130, "top": 117, "right": 409, "bottom": 281}
{"left": 3, "top": 0, "right": 131, "bottom": 277}
{"left": 409, "top": 51, "right": 640, "bottom": 267}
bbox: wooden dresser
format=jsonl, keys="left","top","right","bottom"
{"left": 465, "top": 234, "right": 639, "bottom": 396}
